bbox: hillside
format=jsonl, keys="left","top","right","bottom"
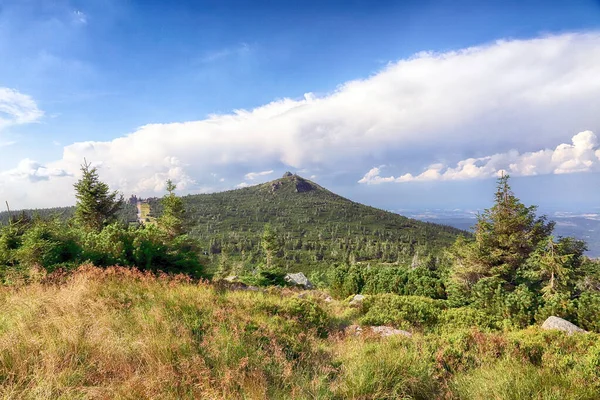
{"left": 0, "top": 266, "right": 598, "bottom": 399}
{"left": 148, "top": 173, "right": 464, "bottom": 274}
{"left": 0, "top": 173, "right": 464, "bottom": 275}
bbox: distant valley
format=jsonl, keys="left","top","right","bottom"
{"left": 404, "top": 209, "right": 600, "bottom": 258}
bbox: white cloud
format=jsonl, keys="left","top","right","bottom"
{"left": 2, "top": 32, "right": 600, "bottom": 208}
{"left": 1, "top": 158, "right": 70, "bottom": 183}
{"left": 359, "top": 131, "right": 600, "bottom": 183}
{"left": 244, "top": 170, "right": 274, "bottom": 180}
{"left": 0, "top": 88, "right": 43, "bottom": 132}
{"left": 236, "top": 182, "right": 251, "bottom": 188}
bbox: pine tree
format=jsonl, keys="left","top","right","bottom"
{"left": 74, "top": 160, "right": 123, "bottom": 232}
{"left": 261, "top": 224, "right": 277, "bottom": 269}
{"left": 450, "top": 174, "right": 554, "bottom": 289}
{"left": 158, "top": 179, "right": 185, "bottom": 237}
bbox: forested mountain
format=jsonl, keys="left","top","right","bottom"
{"left": 147, "top": 173, "right": 464, "bottom": 274}
{"left": 0, "top": 173, "right": 464, "bottom": 275}
{"left": 0, "top": 203, "right": 138, "bottom": 226}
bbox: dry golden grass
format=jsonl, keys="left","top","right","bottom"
{"left": 0, "top": 266, "right": 332, "bottom": 399}
{"left": 1, "top": 266, "right": 599, "bottom": 400}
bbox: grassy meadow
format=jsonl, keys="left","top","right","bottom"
{"left": 0, "top": 266, "right": 598, "bottom": 399}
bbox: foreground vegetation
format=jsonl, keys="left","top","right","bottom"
{"left": 0, "top": 266, "right": 598, "bottom": 399}
{"left": 1, "top": 164, "right": 599, "bottom": 398}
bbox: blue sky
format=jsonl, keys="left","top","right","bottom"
{"left": 1, "top": 0, "right": 600, "bottom": 212}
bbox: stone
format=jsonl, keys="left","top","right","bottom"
{"left": 223, "top": 275, "right": 238, "bottom": 282}
{"left": 324, "top": 296, "right": 333, "bottom": 303}
{"left": 541, "top": 316, "right": 586, "bottom": 335}
{"left": 370, "top": 326, "right": 412, "bottom": 338}
{"left": 349, "top": 294, "right": 365, "bottom": 306}
{"left": 284, "top": 272, "right": 314, "bottom": 289}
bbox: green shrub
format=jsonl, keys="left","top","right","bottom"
{"left": 437, "top": 307, "right": 499, "bottom": 331}
{"left": 575, "top": 291, "right": 600, "bottom": 332}
{"left": 359, "top": 294, "right": 445, "bottom": 329}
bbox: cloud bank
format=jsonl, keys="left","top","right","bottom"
{"left": 1, "top": 32, "right": 600, "bottom": 208}
{"left": 359, "top": 131, "right": 600, "bottom": 184}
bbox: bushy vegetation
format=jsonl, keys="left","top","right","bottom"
{"left": 150, "top": 174, "right": 463, "bottom": 276}
{"left": 0, "top": 266, "right": 599, "bottom": 399}
{"left": 1, "top": 168, "right": 600, "bottom": 398}
{"left": 0, "top": 163, "right": 204, "bottom": 281}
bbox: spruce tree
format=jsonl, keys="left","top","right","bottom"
{"left": 450, "top": 174, "right": 554, "bottom": 289}
{"left": 73, "top": 160, "right": 123, "bottom": 232}
{"left": 158, "top": 179, "right": 185, "bottom": 237}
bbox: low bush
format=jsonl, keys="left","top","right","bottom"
{"left": 359, "top": 294, "right": 445, "bottom": 329}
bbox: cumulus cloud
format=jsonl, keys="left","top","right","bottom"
{"left": 1, "top": 159, "right": 70, "bottom": 183}
{"left": 1, "top": 32, "right": 600, "bottom": 208}
{"left": 359, "top": 131, "right": 600, "bottom": 183}
{"left": 0, "top": 88, "right": 43, "bottom": 131}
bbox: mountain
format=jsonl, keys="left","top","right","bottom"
{"left": 148, "top": 173, "right": 465, "bottom": 274}
{"left": 0, "top": 174, "right": 464, "bottom": 275}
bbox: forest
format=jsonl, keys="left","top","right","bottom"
{"left": 0, "top": 165, "right": 599, "bottom": 398}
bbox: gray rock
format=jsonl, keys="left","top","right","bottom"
{"left": 223, "top": 275, "right": 239, "bottom": 282}
{"left": 284, "top": 272, "right": 314, "bottom": 289}
{"left": 541, "top": 316, "right": 587, "bottom": 335}
{"left": 370, "top": 326, "right": 412, "bottom": 338}
{"left": 349, "top": 294, "right": 365, "bottom": 306}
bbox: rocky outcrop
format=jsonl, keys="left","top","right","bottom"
{"left": 541, "top": 316, "right": 586, "bottom": 335}
{"left": 370, "top": 326, "right": 412, "bottom": 338}
{"left": 294, "top": 177, "right": 314, "bottom": 193}
{"left": 349, "top": 294, "right": 365, "bottom": 306}
{"left": 285, "top": 272, "right": 314, "bottom": 289}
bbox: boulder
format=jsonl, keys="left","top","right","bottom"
{"left": 223, "top": 275, "right": 239, "bottom": 282}
{"left": 541, "top": 316, "right": 586, "bottom": 335}
{"left": 284, "top": 272, "right": 314, "bottom": 289}
{"left": 349, "top": 294, "right": 365, "bottom": 306}
{"left": 370, "top": 326, "right": 412, "bottom": 338}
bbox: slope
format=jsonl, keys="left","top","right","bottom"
{"left": 148, "top": 173, "right": 465, "bottom": 274}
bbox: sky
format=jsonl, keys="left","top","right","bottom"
{"left": 0, "top": 0, "right": 600, "bottom": 213}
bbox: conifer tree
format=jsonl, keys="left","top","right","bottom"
{"left": 450, "top": 174, "right": 554, "bottom": 289}
{"left": 261, "top": 223, "right": 280, "bottom": 269}
{"left": 74, "top": 160, "right": 123, "bottom": 232}
{"left": 158, "top": 179, "right": 185, "bottom": 237}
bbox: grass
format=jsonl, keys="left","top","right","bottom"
{"left": 0, "top": 266, "right": 599, "bottom": 399}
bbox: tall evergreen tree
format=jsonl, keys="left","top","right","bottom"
{"left": 158, "top": 179, "right": 185, "bottom": 237}
{"left": 73, "top": 160, "right": 123, "bottom": 232}
{"left": 450, "top": 174, "right": 554, "bottom": 289}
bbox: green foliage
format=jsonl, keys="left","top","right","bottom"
{"left": 149, "top": 174, "right": 462, "bottom": 275}
{"left": 447, "top": 175, "right": 593, "bottom": 330}
{"left": 359, "top": 294, "right": 446, "bottom": 329}
{"left": 73, "top": 160, "right": 124, "bottom": 231}
{"left": 13, "top": 219, "right": 80, "bottom": 271}
{"left": 575, "top": 291, "right": 600, "bottom": 332}
{"left": 157, "top": 179, "right": 185, "bottom": 237}
{"left": 450, "top": 175, "right": 554, "bottom": 289}
{"left": 332, "top": 337, "right": 438, "bottom": 400}
{"left": 328, "top": 262, "right": 447, "bottom": 299}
